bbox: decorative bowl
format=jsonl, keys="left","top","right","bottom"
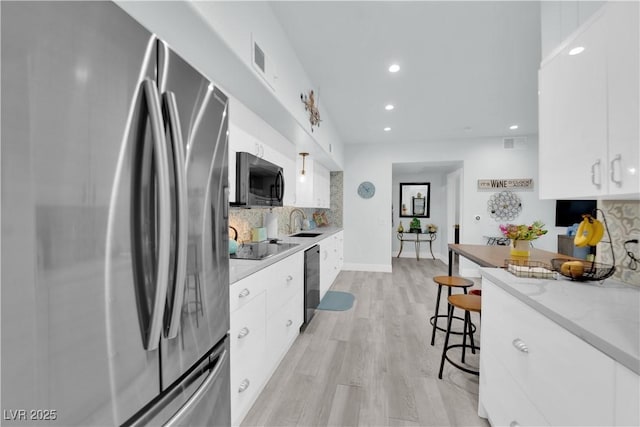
{"left": 550, "top": 258, "right": 615, "bottom": 282}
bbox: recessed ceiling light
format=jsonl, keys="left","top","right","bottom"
{"left": 388, "top": 64, "right": 400, "bottom": 73}
{"left": 509, "top": 125, "right": 519, "bottom": 130}
{"left": 384, "top": 127, "right": 391, "bottom": 132}
{"left": 385, "top": 104, "right": 394, "bottom": 111}
{"left": 569, "top": 46, "right": 585, "bottom": 56}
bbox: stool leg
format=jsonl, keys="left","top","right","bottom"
{"left": 430, "top": 284, "right": 443, "bottom": 346}
{"left": 438, "top": 303, "right": 454, "bottom": 379}
{"left": 461, "top": 310, "right": 468, "bottom": 364}
{"left": 468, "top": 311, "right": 476, "bottom": 355}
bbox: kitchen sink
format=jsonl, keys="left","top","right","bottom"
{"left": 290, "top": 232, "right": 322, "bottom": 237}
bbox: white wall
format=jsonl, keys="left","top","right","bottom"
{"left": 343, "top": 136, "right": 558, "bottom": 275}
{"left": 392, "top": 171, "right": 449, "bottom": 261}
{"left": 116, "top": 1, "right": 344, "bottom": 171}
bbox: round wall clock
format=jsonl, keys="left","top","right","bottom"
{"left": 357, "top": 181, "right": 376, "bottom": 199}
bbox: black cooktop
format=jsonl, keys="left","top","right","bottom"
{"left": 230, "top": 241, "right": 299, "bottom": 260}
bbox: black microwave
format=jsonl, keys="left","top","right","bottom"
{"left": 233, "top": 152, "right": 285, "bottom": 207}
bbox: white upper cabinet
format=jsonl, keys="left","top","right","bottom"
{"left": 539, "top": 2, "right": 639, "bottom": 199}
{"left": 605, "top": 2, "right": 639, "bottom": 197}
{"left": 294, "top": 155, "right": 331, "bottom": 209}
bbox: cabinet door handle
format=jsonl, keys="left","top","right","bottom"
{"left": 512, "top": 338, "right": 529, "bottom": 353}
{"left": 238, "top": 288, "right": 250, "bottom": 298}
{"left": 286, "top": 275, "right": 293, "bottom": 282}
{"left": 591, "top": 159, "right": 602, "bottom": 188}
{"left": 237, "top": 327, "right": 250, "bottom": 339}
{"left": 509, "top": 421, "right": 520, "bottom": 427}
{"left": 286, "top": 319, "right": 293, "bottom": 327}
{"left": 238, "top": 379, "right": 250, "bottom": 393}
{"left": 610, "top": 154, "right": 623, "bottom": 187}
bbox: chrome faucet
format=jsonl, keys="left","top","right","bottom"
{"left": 288, "top": 208, "right": 307, "bottom": 234}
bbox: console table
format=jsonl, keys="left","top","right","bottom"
{"left": 397, "top": 232, "right": 436, "bottom": 260}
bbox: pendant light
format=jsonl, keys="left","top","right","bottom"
{"left": 299, "top": 152, "right": 309, "bottom": 183}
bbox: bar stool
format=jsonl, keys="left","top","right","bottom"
{"left": 430, "top": 276, "right": 475, "bottom": 346}
{"left": 438, "top": 294, "right": 481, "bottom": 379}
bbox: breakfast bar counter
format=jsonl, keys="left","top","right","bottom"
{"left": 447, "top": 243, "right": 581, "bottom": 276}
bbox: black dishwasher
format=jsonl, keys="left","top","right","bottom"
{"left": 302, "top": 245, "right": 320, "bottom": 329}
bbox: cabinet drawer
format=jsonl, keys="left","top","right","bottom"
{"left": 266, "top": 290, "right": 303, "bottom": 368}
{"left": 480, "top": 348, "right": 550, "bottom": 427}
{"left": 482, "top": 280, "right": 616, "bottom": 426}
{"left": 230, "top": 272, "right": 268, "bottom": 313}
{"left": 266, "top": 251, "right": 303, "bottom": 317}
{"left": 230, "top": 290, "right": 266, "bottom": 364}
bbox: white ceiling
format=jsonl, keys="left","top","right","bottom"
{"left": 269, "top": 1, "right": 542, "bottom": 145}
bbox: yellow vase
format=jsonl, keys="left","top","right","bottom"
{"left": 510, "top": 239, "right": 531, "bottom": 257}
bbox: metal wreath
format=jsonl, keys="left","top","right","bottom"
{"left": 300, "top": 90, "right": 321, "bottom": 131}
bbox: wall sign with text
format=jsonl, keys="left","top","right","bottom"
{"left": 478, "top": 178, "right": 533, "bottom": 191}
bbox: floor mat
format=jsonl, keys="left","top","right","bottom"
{"left": 317, "top": 291, "right": 355, "bottom": 311}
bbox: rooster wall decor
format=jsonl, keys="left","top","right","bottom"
{"left": 300, "top": 90, "right": 321, "bottom": 131}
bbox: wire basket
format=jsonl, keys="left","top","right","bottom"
{"left": 550, "top": 258, "right": 616, "bottom": 282}
{"left": 504, "top": 259, "right": 557, "bottom": 279}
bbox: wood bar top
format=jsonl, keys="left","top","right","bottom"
{"left": 449, "top": 243, "right": 580, "bottom": 269}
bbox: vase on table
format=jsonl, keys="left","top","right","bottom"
{"left": 510, "top": 239, "right": 531, "bottom": 257}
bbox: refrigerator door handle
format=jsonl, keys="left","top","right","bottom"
{"left": 140, "top": 78, "right": 171, "bottom": 351}
{"left": 163, "top": 91, "right": 188, "bottom": 339}
{"left": 164, "top": 347, "right": 229, "bottom": 427}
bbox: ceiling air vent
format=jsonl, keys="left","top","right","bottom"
{"left": 251, "top": 35, "right": 276, "bottom": 91}
{"left": 503, "top": 136, "right": 527, "bottom": 150}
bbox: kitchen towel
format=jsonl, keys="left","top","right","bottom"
{"left": 264, "top": 211, "right": 278, "bottom": 239}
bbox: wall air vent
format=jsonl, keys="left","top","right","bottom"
{"left": 503, "top": 136, "right": 527, "bottom": 150}
{"left": 251, "top": 35, "right": 276, "bottom": 91}
{"left": 253, "top": 42, "right": 265, "bottom": 73}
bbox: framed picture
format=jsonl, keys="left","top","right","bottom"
{"left": 400, "top": 182, "right": 430, "bottom": 218}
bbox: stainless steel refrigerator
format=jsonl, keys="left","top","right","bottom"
{"left": 1, "top": 2, "right": 230, "bottom": 425}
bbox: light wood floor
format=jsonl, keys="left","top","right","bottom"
{"left": 241, "top": 257, "right": 489, "bottom": 427}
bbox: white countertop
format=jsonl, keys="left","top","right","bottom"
{"left": 229, "top": 227, "right": 343, "bottom": 284}
{"left": 480, "top": 268, "right": 640, "bottom": 375}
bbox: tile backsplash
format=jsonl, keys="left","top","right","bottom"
{"left": 598, "top": 200, "right": 640, "bottom": 286}
{"left": 229, "top": 171, "right": 344, "bottom": 242}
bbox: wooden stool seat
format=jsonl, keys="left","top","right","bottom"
{"left": 449, "top": 294, "right": 481, "bottom": 313}
{"left": 430, "top": 276, "right": 475, "bottom": 346}
{"left": 438, "top": 294, "right": 482, "bottom": 379}
{"left": 433, "top": 276, "right": 474, "bottom": 288}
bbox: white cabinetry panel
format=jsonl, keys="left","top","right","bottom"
{"left": 480, "top": 278, "right": 617, "bottom": 426}
{"left": 539, "top": 3, "right": 639, "bottom": 199}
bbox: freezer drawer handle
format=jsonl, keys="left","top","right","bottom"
{"left": 163, "top": 91, "right": 189, "bottom": 340}
{"left": 239, "top": 288, "right": 250, "bottom": 298}
{"left": 286, "top": 320, "right": 293, "bottom": 327}
{"left": 238, "top": 379, "right": 250, "bottom": 393}
{"left": 237, "top": 327, "right": 250, "bottom": 339}
{"left": 164, "top": 346, "right": 229, "bottom": 427}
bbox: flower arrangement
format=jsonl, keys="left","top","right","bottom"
{"left": 426, "top": 223, "right": 437, "bottom": 233}
{"left": 499, "top": 220, "right": 548, "bottom": 241}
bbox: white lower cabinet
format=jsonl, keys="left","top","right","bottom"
{"left": 615, "top": 363, "right": 640, "bottom": 426}
{"left": 480, "top": 278, "right": 618, "bottom": 426}
{"left": 319, "top": 231, "right": 343, "bottom": 300}
{"left": 230, "top": 251, "right": 304, "bottom": 426}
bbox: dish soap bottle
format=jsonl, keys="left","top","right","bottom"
{"left": 397, "top": 221, "right": 404, "bottom": 233}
